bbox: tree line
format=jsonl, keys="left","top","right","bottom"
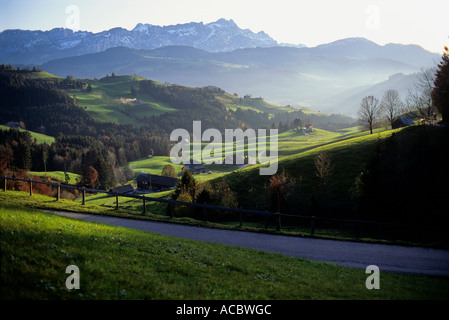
{"left": 357, "top": 47, "right": 449, "bottom": 133}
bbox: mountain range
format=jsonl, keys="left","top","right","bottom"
{"left": 0, "top": 19, "right": 441, "bottom": 116}
{"left": 0, "top": 19, "right": 277, "bottom": 65}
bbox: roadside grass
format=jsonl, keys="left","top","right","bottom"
{"left": 1, "top": 186, "right": 446, "bottom": 249}
{"left": 2, "top": 203, "right": 449, "bottom": 300}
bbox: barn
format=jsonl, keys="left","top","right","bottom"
{"left": 392, "top": 117, "right": 414, "bottom": 129}
{"left": 109, "top": 184, "right": 134, "bottom": 194}
{"left": 136, "top": 172, "right": 177, "bottom": 192}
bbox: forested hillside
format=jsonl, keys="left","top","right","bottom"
{"left": 0, "top": 66, "right": 356, "bottom": 192}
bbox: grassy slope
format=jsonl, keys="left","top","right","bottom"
{"left": 65, "top": 74, "right": 292, "bottom": 125}
{"left": 28, "top": 71, "right": 347, "bottom": 129}
{"left": 221, "top": 127, "right": 403, "bottom": 211}
{"left": 67, "top": 75, "right": 177, "bottom": 125}
{"left": 81, "top": 127, "right": 400, "bottom": 228}
{"left": 1, "top": 203, "right": 448, "bottom": 300}
{"left": 120, "top": 126, "right": 393, "bottom": 210}
{"left": 62, "top": 74, "right": 302, "bottom": 125}
{"left": 25, "top": 71, "right": 62, "bottom": 80}
{"left": 0, "top": 125, "right": 55, "bottom": 145}
{"left": 216, "top": 93, "right": 289, "bottom": 115}
{"left": 128, "top": 156, "right": 239, "bottom": 182}
{"left": 28, "top": 171, "right": 81, "bottom": 184}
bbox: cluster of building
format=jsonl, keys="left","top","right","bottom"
{"left": 110, "top": 163, "right": 212, "bottom": 195}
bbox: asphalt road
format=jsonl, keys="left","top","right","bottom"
{"left": 48, "top": 210, "right": 449, "bottom": 277}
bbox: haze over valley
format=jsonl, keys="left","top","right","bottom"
{"left": 0, "top": 18, "right": 440, "bottom": 116}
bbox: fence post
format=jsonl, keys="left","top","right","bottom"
{"left": 355, "top": 221, "right": 361, "bottom": 238}
{"left": 391, "top": 224, "right": 396, "bottom": 241}
{"left": 115, "top": 193, "right": 119, "bottom": 210}
{"left": 239, "top": 211, "right": 243, "bottom": 227}
{"left": 3, "top": 177, "right": 6, "bottom": 192}
{"left": 169, "top": 202, "right": 174, "bottom": 218}
{"left": 275, "top": 212, "right": 281, "bottom": 231}
{"left": 57, "top": 184, "right": 61, "bottom": 201}
{"left": 82, "top": 188, "right": 86, "bottom": 205}
{"left": 310, "top": 216, "right": 316, "bottom": 235}
{"left": 143, "top": 197, "right": 146, "bottom": 214}
{"left": 29, "top": 179, "right": 32, "bottom": 196}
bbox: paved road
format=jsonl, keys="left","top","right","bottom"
{"left": 48, "top": 210, "right": 449, "bottom": 277}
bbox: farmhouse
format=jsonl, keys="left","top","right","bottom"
{"left": 392, "top": 117, "right": 414, "bottom": 129}
{"left": 182, "top": 163, "right": 209, "bottom": 174}
{"left": 224, "top": 154, "right": 245, "bottom": 166}
{"left": 136, "top": 172, "right": 177, "bottom": 191}
{"left": 305, "top": 124, "right": 314, "bottom": 133}
{"left": 109, "top": 184, "right": 134, "bottom": 194}
{"left": 6, "top": 121, "right": 21, "bottom": 129}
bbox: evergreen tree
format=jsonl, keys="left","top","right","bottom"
{"left": 130, "top": 85, "right": 136, "bottom": 97}
{"left": 95, "top": 157, "right": 116, "bottom": 190}
{"left": 16, "top": 139, "right": 32, "bottom": 170}
{"left": 432, "top": 43, "right": 449, "bottom": 123}
{"left": 172, "top": 169, "right": 196, "bottom": 201}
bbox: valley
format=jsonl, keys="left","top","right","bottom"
{"left": 1, "top": 10, "right": 448, "bottom": 302}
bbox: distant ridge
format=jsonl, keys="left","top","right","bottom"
{"left": 38, "top": 39, "right": 439, "bottom": 115}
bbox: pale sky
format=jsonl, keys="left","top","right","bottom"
{"left": 0, "top": 0, "right": 447, "bottom": 53}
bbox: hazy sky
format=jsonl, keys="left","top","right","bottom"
{"left": 0, "top": 0, "right": 447, "bottom": 53}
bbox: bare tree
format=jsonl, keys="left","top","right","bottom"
{"left": 406, "top": 67, "right": 437, "bottom": 121}
{"left": 358, "top": 95, "right": 381, "bottom": 134}
{"left": 380, "top": 89, "right": 404, "bottom": 128}
{"left": 314, "top": 151, "right": 333, "bottom": 203}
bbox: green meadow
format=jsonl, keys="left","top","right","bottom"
{"left": 67, "top": 75, "right": 177, "bottom": 125}
{"left": 198, "top": 125, "right": 408, "bottom": 225}
{"left": 28, "top": 171, "right": 81, "bottom": 184}
{"left": 2, "top": 202, "right": 449, "bottom": 300}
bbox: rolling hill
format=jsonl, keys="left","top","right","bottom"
{"left": 47, "top": 71, "right": 355, "bottom": 128}
{"left": 38, "top": 39, "right": 439, "bottom": 115}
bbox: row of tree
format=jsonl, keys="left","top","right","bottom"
{"left": 358, "top": 46, "right": 449, "bottom": 133}
{"left": 169, "top": 169, "right": 239, "bottom": 220}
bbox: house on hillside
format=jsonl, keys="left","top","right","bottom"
{"left": 6, "top": 121, "right": 21, "bottom": 129}
{"left": 136, "top": 172, "right": 177, "bottom": 192}
{"left": 182, "top": 163, "right": 210, "bottom": 174}
{"left": 223, "top": 154, "right": 245, "bottom": 166}
{"left": 305, "top": 124, "right": 314, "bottom": 133}
{"left": 110, "top": 184, "right": 134, "bottom": 194}
{"left": 392, "top": 117, "right": 414, "bottom": 129}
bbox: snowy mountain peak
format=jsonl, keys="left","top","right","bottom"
{"left": 0, "top": 18, "right": 278, "bottom": 64}
{"left": 132, "top": 23, "right": 148, "bottom": 32}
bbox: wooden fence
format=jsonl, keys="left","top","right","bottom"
{"left": 1, "top": 175, "right": 447, "bottom": 242}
